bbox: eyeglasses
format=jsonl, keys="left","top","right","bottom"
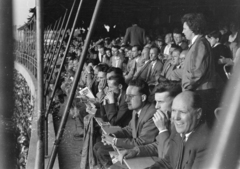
{"left": 125, "top": 94, "right": 141, "bottom": 100}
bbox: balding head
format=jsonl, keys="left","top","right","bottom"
{"left": 171, "top": 91, "right": 202, "bottom": 134}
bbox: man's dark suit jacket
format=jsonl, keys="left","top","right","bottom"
{"left": 179, "top": 41, "right": 188, "bottom": 50}
{"left": 112, "top": 103, "right": 158, "bottom": 149}
{"left": 133, "top": 60, "right": 152, "bottom": 81}
{"left": 101, "top": 90, "right": 132, "bottom": 127}
{"left": 146, "top": 60, "right": 163, "bottom": 84}
{"left": 212, "top": 44, "right": 232, "bottom": 82}
{"left": 149, "top": 123, "right": 211, "bottom": 169}
{"left": 182, "top": 35, "right": 216, "bottom": 91}
{"left": 123, "top": 25, "right": 146, "bottom": 47}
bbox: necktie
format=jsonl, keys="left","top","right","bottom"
{"left": 163, "top": 63, "right": 171, "bottom": 77}
{"left": 133, "top": 111, "right": 138, "bottom": 138}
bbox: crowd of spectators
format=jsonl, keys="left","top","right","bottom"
{"left": 13, "top": 70, "right": 34, "bottom": 169}
{"left": 43, "top": 13, "right": 240, "bottom": 169}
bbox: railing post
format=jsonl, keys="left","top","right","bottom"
{"left": 0, "top": 0, "right": 16, "bottom": 168}
{"left": 44, "top": 0, "right": 76, "bottom": 95}
{"left": 35, "top": 0, "right": 44, "bottom": 168}
{"left": 46, "top": 0, "right": 103, "bottom": 168}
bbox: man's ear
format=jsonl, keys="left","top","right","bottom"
{"left": 141, "top": 94, "right": 147, "bottom": 102}
{"left": 118, "top": 84, "right": 122, "bottom": 90}
{"left": 196, "top": 108, "right": 202, "bottom": 120}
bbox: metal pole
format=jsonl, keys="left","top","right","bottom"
{"left": 35, "top": 0, "right": 44, "bottom": 168}
{"left": 44, "top": 25, "right": 51, "bottom": 48}
{"left": 0, "top": 1, "right": 16, "bottom": 168}
{"left": 44, "top": 0, "right": 79, "bottom": 119}
{"left": 47, "top": 0, "right": 103, "bottom": 168}
{"left": 44, "top": 12, "right": 67, "bottom": 79}
{"left": 44, "top": 20, "right": 58, "bottom": 57}
{"left": 44, "top": 0, "right": 77, "bottom": 95}
{"left": 43, "top": 1, "right": 77, "bottom": 155}
{"left": 203, "top": 60, "right": 240, "bottom": 168}
{"left": 44, "top": 17, "right": 62, "bottom": 72}
{"left": 43, "top": 10, "right": 67, "bottom": 157}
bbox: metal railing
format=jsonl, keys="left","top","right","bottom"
{"left": 15, "top": 50, "right": 37, "bottom": 78}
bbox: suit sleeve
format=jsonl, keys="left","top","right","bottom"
{"left": 103, "top": 101, "right": 131, "bottom": 126}
{"left": 182, "top": 41, "right": 209, "bottom": 90}
{"left": 136, "top": 130, "right": 170, "bottom": 157}
{"left": 123, "top": 28, "right": 130, "bottom": 45}
{"left": 115, "top": 118, "right": 158, "bottom": 149}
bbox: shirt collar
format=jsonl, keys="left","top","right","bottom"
{"left": 213, "top": 42, "right": 220, "bottom": 48}
{"left": 181, "top": 131, "right": 192, "bottom": 142}
{"left": 136, "top": 109, "right": 142, "bottom": 117}
{"left": 191, "top": 35, "right": 199, "bottom": 46}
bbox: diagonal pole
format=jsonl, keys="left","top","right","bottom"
{"left": 44, "top": 11, "right": 67, "bottom": 81}
{"left": 46, "top": 0, "right": 103, "bottom": 168}
{"left": 44, "top": 17, "right": 62, "bottom": 73}
{"left": 44, "top": 0, "right": 77, "bottom": 96}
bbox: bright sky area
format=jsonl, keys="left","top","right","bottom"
{"left": 13, "top": 0, "right": 35, "bottom": 27}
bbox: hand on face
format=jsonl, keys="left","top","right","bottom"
{"left": 153, "top": 110, "right": 168, "bottom": 132}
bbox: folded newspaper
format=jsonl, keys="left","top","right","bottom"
{"left": 78, "top": 87, "right": 97, "bottom": 114}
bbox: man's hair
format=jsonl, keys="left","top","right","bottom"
{"left": 98, "top": 64, "right": 109, "bottom": 73}
{"left": 98, "top": 44, "right": 105, "bottom": 50}
{"left": 191, "top": 92, "right": 203, "bottom": 109}
{"left": 150, "top": 46, "right": 159, "bottom": 54}
{"left": 172, "top": 46, "right": 182, "bottom": 54}
{"left": 129, "top": 79, "right": 149, "bottom": 97}
{"left": 86, "top": 59, "right": 98, "bottom": 66}
{"left": 173, "top": 28, "right": 182, "bottom": 35}
{"left": 207, "top": 30, "right": 222, "bottom": 40}
{"left": 112, "top": 45, "right": 120, "bottom": 50}
{"left": 105, "top": 48, "right": 111, "bottom": 52}
{"left": 107, "top": 67, "right": 123, "bottom": 76}
{"left": 154, "top": 81, "right": 182, "bottom": 98}
{"left": 132, "top": 45, "right": 142, "bottom": 52}
{"left": 108, "top": 75, "right": 127, "bottom": 90}
{"left": 181, "top": 13, "right": 207, "bottom": 35}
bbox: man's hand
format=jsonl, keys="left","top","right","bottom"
{"left": 153, "top": 110, "right": 168, "bottom": 132}
{"left": 118, "top": 149, "right": 139, "bottom": 164}
{"left": 98, "top": 79, "right": 107, "bottom": 90}
{"left": 101, "top": 133, "right": 114, "bottom": 145}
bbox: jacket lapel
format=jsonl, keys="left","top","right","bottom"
{"left": 135, "top": 60, "right": 151, "bottom": 79}
{"left": 136, "top": 103, "right": 149, "bottom": 134}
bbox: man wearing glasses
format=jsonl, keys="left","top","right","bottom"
{"left": 93, "top": 79, "right": 158, "bottom": 169}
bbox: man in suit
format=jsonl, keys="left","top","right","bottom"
{"left": 119, "top": 81, "right": 182, "bottom": 159}
{"left": 132, "top": 47, "right": 151, "bottom": 81}
{"left": 161, "top": 47, "right": 182, "bottom": 80}
{"left": 169, "top": 50, "right": 187, "bottom": 81}
{"left": 173, "top": 28, "right": 188, "bottom": 50}
{"left": 181, "top": 13, "right": 216, "bottom": 127}
{"left": 125, "top": 45, "right": 142, "bottom": 83}
{"left": 101, "top": 75, "right": 132, "bottom": 127}
{"left": 163, "top": 33, "right": 174, "bottom": 59}
{"left": 122, "top": 91, "right": 211, "bottom": 169}
{"left": 207, "top": 30, "right": 232, "bottom": 83}
{"left": 123, "top": 19, "right": 146, "bottom": 47}
{"left": 146, "top": 47, "right": 163, "bottom": 85}
{"left": 111, "top": 45, "right": 125, "bottom": 69}
{"left": 93, "top": 79, "right": 158, "bottom": 168}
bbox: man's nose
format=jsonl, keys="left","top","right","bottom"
{"left": 155, "top": 102, "right": 160, "bottom": 109}
{"left": 173, "top": 111, "right": 181, "bottom": 120}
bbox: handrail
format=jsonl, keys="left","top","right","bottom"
{"left": 15, "top": 51, "right": 37, "bottom": 78}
